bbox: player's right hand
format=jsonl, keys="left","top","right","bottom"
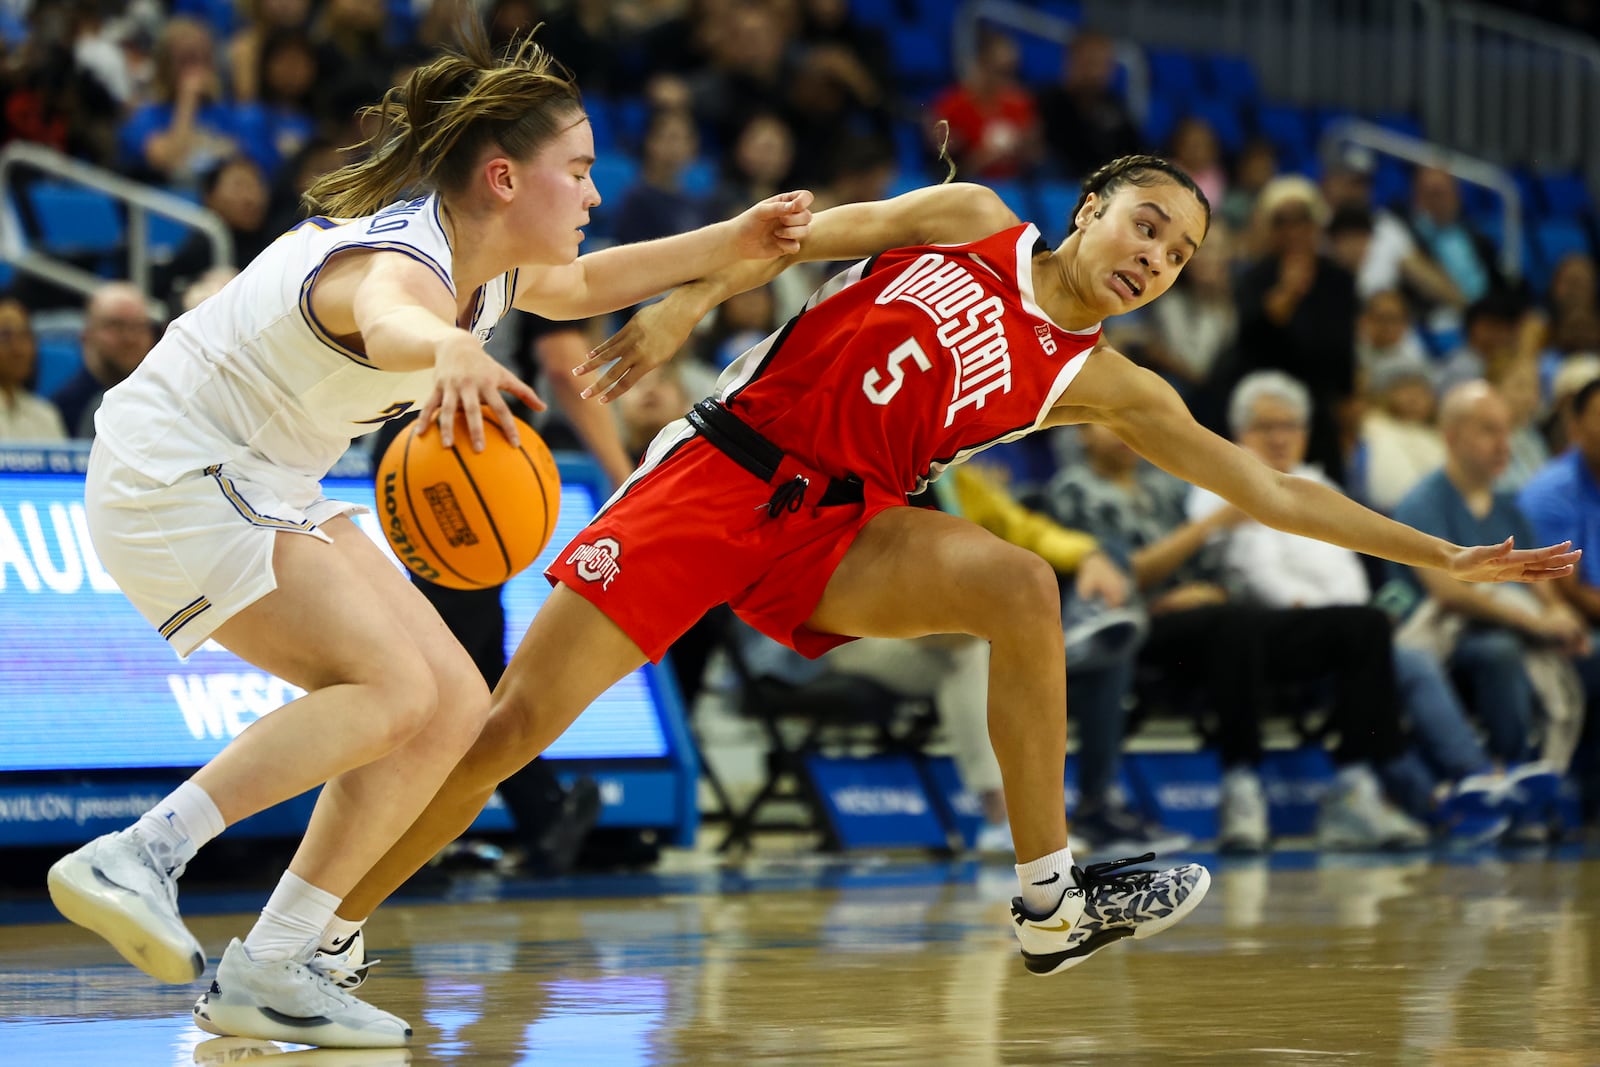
{"left": 1445, "top": 537, "right": 1581, "bottom": 584}
{"left": 419, "top": 333, "right": 544, "bottom": 450}
{"left": 574, "top": 295, "right": 701, "bottom": 403}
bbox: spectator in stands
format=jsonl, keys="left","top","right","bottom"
{"left": 255, "top": 29, "right": 320, "bottom": 173}
{"left": 119, "top": 17, "right": 273, "bottom": 187}
{"left": 612, "top": 108, "right": 709, "bottom": 247}
{"left": 1045, "top": 421, "right": 1430, "bottom": 853}
{"left": 3, "top": 4, "right": 125, "bottom": 165}
{"left": 1233, "top": 175, "right": 1358, "bottom": 484}
{"left": 688, "top": 3, "right": 795, "bottom": 151}
{"left": 156, "top": 155, "right": 273, "bottom": 313}
{"left": 798, "top": 0, "right": 891, "bottom": 84}
{"left": 1199, "top": 371, "right": 1507, "bottom": 836}
{"left": 51, "top": 281, "right": 158, "bottom": 438}
{"left": 813, "top": 133, "right": 897, "bottom": 211}
{"left": 1489, "top": 354, "right": 1551, "bottom": 491}
{"left": 1518, "top": 373, "right": 1600, "bottom": 825}
{"left": 1322, "top": 152, "right": 1463, "bottom": 309}
{"left": 1544, "top": 252, "right": 1600, "bottom": 340}
{"left": 1360, "top": 355, "right": 1447, "bottom": 514}
{"left": 784, "top": 39, "right": 895, "bottom": 188}
{"left": 226, "top": 0, "right": 313, "bottom": 103}
{"left": 714, "top": 111, "right": 797, "bottom": 219}
{"left": 1166, "top": 115, "right": 1227, "bottom": 210}
{"left": 1356, "top": 289, "right": 1432, "bottom": 388}
{"left": 0, "top": 297, "right": 67, "bottom": 442}
{"left": 1437, "top": 291, "right": 1526, "bottom": 396}
{"left": 1547, "top": 353, "right": 1600, "bottom": 453}
{"left": 928, "top": 27, "right": 1040, "bottom": 182}
{"left": 1390, "top": 382, "right": 1588, "bottom": 833}
{"left": 1219, "top": 137, "right": 1277, "bottom": 234}
{"left": 312, "top": 0, "right": 401, "bottom": 138}
{"left": 264, "top": 136, "right": 345, "bottom": 236}
{"left": 178, "top": 266, "right": 239, "bottom": 314}
{"left": 1038, "top": 30, "right": 1142, "bottom": 179}
{"left": 1404, "top": 165, "right": 1514, "bottom": 309}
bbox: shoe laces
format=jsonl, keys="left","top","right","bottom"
{"left": 317, "top": 954, "right": 379, "bottom": 990}
{"left": 1072, "top": 851, "right": 1160, "bottom": 894}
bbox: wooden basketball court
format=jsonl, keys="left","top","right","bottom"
{"left": 2, "top": 850, "right": 1597, "bottom": 1064}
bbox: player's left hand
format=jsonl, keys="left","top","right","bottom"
{"left": 732, "top": 190, "right": 814, "bottom": 258}
{"left": 1446, "top": 538, "right": 1582, "bottom": 583}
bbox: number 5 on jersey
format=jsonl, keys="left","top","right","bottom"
{"left": 862, "top": 338, "right": 932, "bottom": 406}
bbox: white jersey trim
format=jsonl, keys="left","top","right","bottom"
{"left": 1014, "top": 223, "right": 1100, "bottom": 337}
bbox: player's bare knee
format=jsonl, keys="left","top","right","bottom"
{"left": 362, "top": 660, "right": 442, "bottom": 753}
{"left": 974, "top": 548, "right": 1060, "bottom": 639}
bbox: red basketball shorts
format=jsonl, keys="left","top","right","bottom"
{"left": 546, "top": 434, "right": 900, "bottom": 661}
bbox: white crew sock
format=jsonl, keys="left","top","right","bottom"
{"left": 242, "top": 872, "right": 342, "bottom": 963}
{"left": 132, "top": 781, "right": 226, "bottom": 870}
{"left": 321, "top": 914, "right": 367, "bottom": 952}
{"left": 1016, "top": 846, "right": 1077, "bottom": 914}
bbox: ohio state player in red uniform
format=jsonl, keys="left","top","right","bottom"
{"left": 332, "top": 157, "right": 1580, "bottom": 979}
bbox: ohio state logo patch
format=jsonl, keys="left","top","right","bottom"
{"left": 567, "top": 536, "right": 622, "bottom": 589}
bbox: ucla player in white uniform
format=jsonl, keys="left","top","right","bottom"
{"left": 46, "top": 31, "right": 811, "bottom": 1049}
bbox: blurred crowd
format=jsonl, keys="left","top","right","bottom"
{"left": 1, "top": 0, "right": 1598, "bottom": 857}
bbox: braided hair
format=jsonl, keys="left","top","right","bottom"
{"left": 1066, "top": 155, "right": 1211, "bottom": 237}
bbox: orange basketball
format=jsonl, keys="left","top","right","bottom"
{"left": 374, "top": 409, "right": 561, "bottom": 590}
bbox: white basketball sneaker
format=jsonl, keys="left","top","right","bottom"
{"left": 1009, "top": 852, "right": 1212, "bottom": 976}
{"left": 47, "top": 828, "right": 205, "bottom": 984}
{"left": 193, "top": 939, "right": 411, "bottom": 1049}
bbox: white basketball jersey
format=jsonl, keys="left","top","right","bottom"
{"left": 95, "top": 193, "right": 518, "bottom": 484}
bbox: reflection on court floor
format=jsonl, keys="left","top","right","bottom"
{"left": 2, "top": 849, "right": 1598, "bottom": 1065}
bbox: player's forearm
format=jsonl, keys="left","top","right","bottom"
{"left": 360, "top": 306, "right": 475, "bottom": 373}
{"left": 1260, "top": 473, "right": 1457, "bottom": 572}
{"left": 553, "top": 220, "right": 752, "bottom": 318}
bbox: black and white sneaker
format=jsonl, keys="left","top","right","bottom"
{"left": 1009, "top": 852, "right": 1211, "bottom": 976}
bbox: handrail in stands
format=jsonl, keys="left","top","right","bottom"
{"left": 953, "top": 0, "right": 1152, "bottom": 123}
{"left": 1318, "top": 117, "right": 1524, "bottom": 281}
{"left": 0, "top": 141, "right": 234, "bottom": 319}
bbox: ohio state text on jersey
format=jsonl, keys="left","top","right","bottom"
{"left": 710, "top": 223, "right": 1101, "bottom": 498}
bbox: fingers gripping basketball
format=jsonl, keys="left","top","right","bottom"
{"left": 375, "top": 409, "right": 562, "bottom": 589}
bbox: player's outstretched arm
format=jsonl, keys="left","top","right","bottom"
{"left": 1054, "top": 346, "right": 1581, "bottom": 583}
{"left": 512, "top": 191, "right": 815, "bottom": 321}
{"left": 573, "top": 183, "right": 1021, "bottom": 400}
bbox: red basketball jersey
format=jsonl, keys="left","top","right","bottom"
{"left": 713, "top": 224, "right": 1102, "bottom": 497}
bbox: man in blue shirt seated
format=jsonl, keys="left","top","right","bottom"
{"left": 1518, "top": 374, "right": 1600, "bottom": 827}
{"left": 1392, "top": 380, "right": 1590, "bottom": 839}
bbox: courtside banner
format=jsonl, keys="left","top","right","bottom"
{"left": 0, "top": 449, "right": 671, "bottom": 771}
{"left": 805, "top": 754, "right": 953, "bottom": 850}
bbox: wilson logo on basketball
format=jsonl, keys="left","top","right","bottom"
{"left": 379, "top": 471, "right": 442, "bottom": 582}
{"left": 567, "top": 537, "right": 622, "bottom": 589}
{"left": 422, "top": 482, "right": 479, "bottom": 548}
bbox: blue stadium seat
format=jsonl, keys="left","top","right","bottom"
{"left": 908, "top": 0, "right": 961, "bottom": 33}
{"left": 1252, "top": 102, "right": 1315, "bottom": 171}
{"left": 584, "top": 97, "right": 616, "bottom": 153}
{"left": 1370, "top": 112, "right": 1423, "bottom": 139}
{"left": 1035, "top": 180, "right": 1081, "bottom": 243}
{"left": 28, "top": 184, "right": 124, "bottom": 256}
{"left": 171, "top": 0, "right": 234, "bottom": 36}
{"left": 1145, "top": 49, "right": 1199, "bottom": 97}
{"left": 1370, "top": 157, "right": 1412, "bottom": 212}
{"left": 33, "top": 337, "right": 81, "bottom": 398}
{"left": 1016, "top": 33, "right": 1065, "bottom": 86}
{"left": 679, "top": 158, "right": 718, "bottom": 200}
{"left": 588, "top": 156, "right": 639, "bottom": 204}
{"left": 1535, "top": 218, "right": 1593, "bottom": 269}
{"left": 849, "top": 0, "right": 905, "bottom": 28}
{"left": 1539, "top": 172, "right": 1593, "bottom": 218}
{"left": 1204, "top": 54, "right": 1260, "bottom": 104}
{"left": 1140, "top": 95, "right": 1178, "bottom": 154}
{"left": 1184, "top": 97, "right": 1246, "bottom": 154}
{"left": 890, "top": 25, "right": 952, "bottom": 85}
{"left": 984, "top": 179, "right": 1034, "bottom": 223}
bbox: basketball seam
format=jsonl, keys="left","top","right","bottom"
{"left": 513, "top": 439, "right": 555, "bottom": 569}
{"left": 447, "top": 441, "right": 513, "bottom": 583}
{"left": 400, "top": 427, "right": 476, "bottom": 587}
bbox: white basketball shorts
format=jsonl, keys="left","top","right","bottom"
{"left": 85, "top": 441, "right": 364, "bottom": 657}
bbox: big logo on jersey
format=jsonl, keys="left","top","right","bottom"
{"left": 876, "top": 253, "right": 1013, "bottom": 427}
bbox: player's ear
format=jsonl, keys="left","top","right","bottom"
{"left": 1076, "top": 192, "right": 1101, "bottom": 232}
{"left": 484, "top": 157, "right": 515, "bottom": 203}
